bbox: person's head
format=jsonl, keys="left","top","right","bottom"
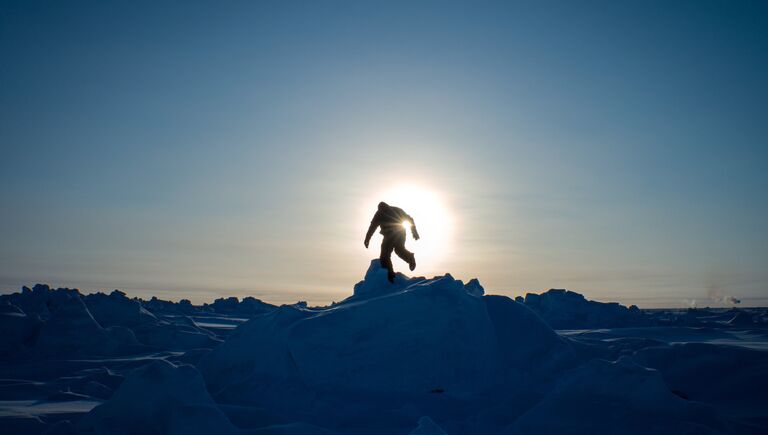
{"left": 378, "top": 201, "right": 389, "bottom": 211}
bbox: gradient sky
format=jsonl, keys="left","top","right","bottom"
{"left": 2, "top": 0, "right": 767, "bottom": 307}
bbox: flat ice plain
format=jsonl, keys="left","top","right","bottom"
{"left": 1, "top": 261, "right": 766, "bottom": 434}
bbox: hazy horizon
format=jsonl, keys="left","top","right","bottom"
{"left": 2, "top": 1, "right": 767, "bottom": 309}
{"left": 5, "top": 275, "right": 768, "bottom": 310}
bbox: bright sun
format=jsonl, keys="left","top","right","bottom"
{"left": 363, "top": 184, "right": 453, "bottom": 273}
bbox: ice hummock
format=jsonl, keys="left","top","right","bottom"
{"left": 78, "top": 360, "right": 238, "bottom": 435}
{"left": 200, "top": 260, "right": 575, "bottom": 401}
{"left": 522, "top": 288, "right": 651, "bottom": 329}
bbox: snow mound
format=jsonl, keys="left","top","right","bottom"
{"left": 78, "top": 360, "right": 237, "bottom": 435}
{"left": 6, "top": 284, "right": 56, "bottom": 318}
{"left": 35, "top": 294, "right": 141, "bottom": 357}
{"left": 509, "top": 357, "right": 728, "bottom": 434}
{"left": 0, "top": 301, "right": 41, "bottom": 353}
{"left": 351, "top": 260, "right": 484, "bottom": 299}
{"left": 726, "top": 310, "right": 756, "bottom": 326}
{"left": 409, "top": 416, "right": 448, "bottom": 435}
{"left": 203, "top": 296, "right": 276, "bottom": 316}
{"left": 83, "top": 289, "right": 157, "bottom": 328}
{"left": 632, "top": 343, "right": 768, "bottom": 421}
{"left": 523, "top": 288, "right": 650, "bottom": 329}
{"left": 130, "top": 319, "right": 221, "bottom": 351}
{"left": 200, "top": 261, "right": 575, "bottom": 430}
{"left": 202, "top": 276, "right": 491, "bottom": 395}
{"left": 144, "top": 296, "right": 196, "bottom": 314}
{"left": 484, "top": 295, "right": 575, "bottom": 374}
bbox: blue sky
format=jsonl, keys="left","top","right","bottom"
{"left": 1, "top": 0, "right": 766, "bottom": 307}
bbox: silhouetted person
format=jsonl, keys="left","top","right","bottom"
{"left": 364, "top": 201, "right": 420, "bottom": 283}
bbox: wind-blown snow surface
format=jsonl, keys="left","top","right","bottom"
{"left": 1, "top": 261, "right": 766, "bottom": 434}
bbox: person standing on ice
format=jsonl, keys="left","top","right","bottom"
{"left": 364, "top": 201, "right": 420, "bottom": 283}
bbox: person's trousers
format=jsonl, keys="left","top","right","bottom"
{"left": 380, "top": 231, "right": 414, "bottom": 277}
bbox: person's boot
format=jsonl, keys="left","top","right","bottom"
{"left": 408, "top": 254, "right": 416, "bottom": 271}
{"left": 387, "top": 270, "right": 396, "bottom": 283}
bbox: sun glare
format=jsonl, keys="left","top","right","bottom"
{"left": 363, "top": 184, "right": 454, "bottom": 274}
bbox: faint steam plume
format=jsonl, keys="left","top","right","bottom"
{"left": 707, "top": 285, "right": 741, "bottom": 306}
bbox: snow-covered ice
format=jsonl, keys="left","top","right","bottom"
{"left": 1, "top": 261, "right": 766, "bottom": 434}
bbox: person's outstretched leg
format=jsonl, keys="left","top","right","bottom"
{"left": 393, "top": 233, "right": 416, "bottom": 271}
{"left": 380, "top": 236, "right": 396, "bottom": 283}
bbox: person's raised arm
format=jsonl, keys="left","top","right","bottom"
{"left": 364, "top": 214, "right": 380, "bottom": 248}
{"left": 406, "top": 214, "right": 420, "bottom": 240}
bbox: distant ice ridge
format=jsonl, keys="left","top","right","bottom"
{"left": 520, "top": 288, "right": 651, "bottom": 329}
{"left": 0, "top": 284, "right": 221, "bottom": 358}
